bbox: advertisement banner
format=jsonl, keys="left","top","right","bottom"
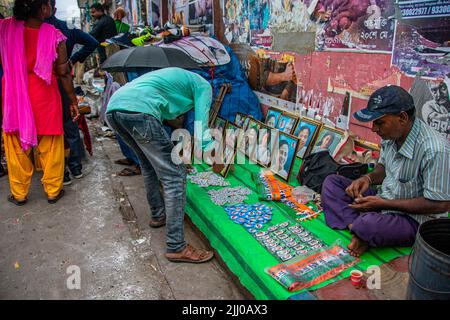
{"left": 397, "top": 0, "right": 450, "bottom": 19}
{"left": 305, "top": 0, "right": 396, "bottom": 52}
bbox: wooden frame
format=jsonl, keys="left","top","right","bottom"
{"left": 293, "top": 117, "right": 323, "bottom": 159}
{"left": 311, "top": 125, "right": 346, "bottom": 156}
{"left": 269, "top": 131, "right": 299, "bottom": 182}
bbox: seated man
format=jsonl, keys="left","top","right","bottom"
{"left": 322, "top": 85, "right": 450, "bottom": 257}
{"left": 106, "top": 67, "right": 214, "bottom": 263}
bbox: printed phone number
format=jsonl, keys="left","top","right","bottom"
{"left": 401, "top": 5, "right": 450, "bottom": 17}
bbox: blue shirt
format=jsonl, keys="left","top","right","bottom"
{"left": 45, "top": 16, "right": 99, "bottom": 64}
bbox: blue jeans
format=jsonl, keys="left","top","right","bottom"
{"left": 59, "top": 80, "right": 84, "bottom": 174}
{"left": 116, "top": 134, "right": 140, "bottom": 166}
{"left": 107, "top": 111, "right": 187, "bottom": 253}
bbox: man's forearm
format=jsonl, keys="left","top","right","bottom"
{"left": 382, "top": 197, "right": 450, "bottom": 215}
{"left": 366, "top": 164, "right": 386, "bottom": 185}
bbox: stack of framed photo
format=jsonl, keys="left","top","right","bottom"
{"left": 220, "top": 122, "right": 239, "bottom": 177}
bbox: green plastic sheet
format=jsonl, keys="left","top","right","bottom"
{"left": 185, "top": 159, "right": 411, "bottom": 300}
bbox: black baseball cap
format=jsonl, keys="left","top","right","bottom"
{"left": 353, "top": 85, "right": 415, "bottom": 122}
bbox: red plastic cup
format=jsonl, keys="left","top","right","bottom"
{"left": 350, "top": 270, "right": 363, "bottom": 287}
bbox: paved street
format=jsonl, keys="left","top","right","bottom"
{"left": 0, "top": 121, "right": 244, "bottom": 300}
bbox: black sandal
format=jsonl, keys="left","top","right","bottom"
{"left": 7, "top": 195, "right": 27, "bottom": 206}
{"left": 48, "top": 189, "right": 65, "bottom": 204}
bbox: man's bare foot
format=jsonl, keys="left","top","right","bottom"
{"left": 347, "top": 235, "right": 369, "bottom": 257}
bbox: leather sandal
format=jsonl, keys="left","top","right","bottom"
{"left": 165, "top": 244, "right": 214, "bottom": 263}
{"left": 7, "top": 195, "right": 27, "bottom": 206}
{"left": 48, "top": 189, "right": 65, "bottom": 204}
{"left": 117, "top": 167, "right": 141, "bottom": 176}
{"left": 149, "top": 216, "right": 166, "bottom": 228}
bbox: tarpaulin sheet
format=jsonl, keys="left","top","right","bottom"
{"left": 185, "top": 159, "right": 411, "bottom": 300}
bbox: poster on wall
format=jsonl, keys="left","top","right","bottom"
{"left": 249, "top": 0, "right": 272, "bottom": 47}
{"left": 305, "top": 0, "right": 396, "bottom": 52}
{"left": 171, "top": 0, "right": 188, "bottom": 25}
{"left": 189, "top": 0, "right": 213, "bottom": 25}
{"left": 396, "top": 0, "right": 450, "bottom": 19}
{"left": 131, "top": 0, "right": 141, "bottom": 26}
{"left": 249, "top": 51, "right": 298, "bottom": 104}
{"left": 410, "top": 76, "right": 450, "bottom": 142}
{"left": 224, "top": 0, "right": 250, "bottom": 44}
{"left": 151, "top": 0, "right": 162, "bottom": 27}
{"left": 392, "top": 1, "right": 450, "bottom": 79}
{"left": 268, "top": 0, "right": 315, "bottom": 33}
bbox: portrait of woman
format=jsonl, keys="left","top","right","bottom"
{"left": 277, "top": 113, "right": 298, "bottom": 134}
{"left": 265, "top": 108, "right": 282, "bottom": 128}
{"left": 238, "top": 119, "right": 260, "bottom": 160}
{"left": 256, "top": 125, "right": 274, "bottom": 167}
{"left": 312, "top": 127, "right": 344, "bottom": 155}
{"left": 270, "top": 132, "right": 298, "bottom": 181}
{"left": 293, "top": 118, "right": 321, "bottom": 158}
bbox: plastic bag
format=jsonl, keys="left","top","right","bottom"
{"left": 266, "top": 241, "right": 359, "bottom": 292}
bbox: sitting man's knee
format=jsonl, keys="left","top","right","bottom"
{"left": 321, "top": 174, "right": 341, "bottom": 194}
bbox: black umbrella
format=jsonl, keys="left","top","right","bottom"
{"left": 101, "top": 45, "right": 204, "bottom": 72}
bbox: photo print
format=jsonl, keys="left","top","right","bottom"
{"left": 265, "top": 107, "right": 282, "bottom": 128}
{"left": 311, "top": 126, "right": 345, "bottom": 156}
{"left": 277, "top": 112, "right": 299, "bottom": 135}
{"left": 270, "top": 132, "right": 299, "bottom": 181}
{"left": 237, "top": 118, "right": 261, "bottom": 162}
{"left": 293, "top": 117, "right": 322, "bottom": 159}
{"left": 256, "top": 123, "right": 277, "bottom": 168}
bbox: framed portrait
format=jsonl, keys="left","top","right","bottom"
{"left": 219, "top": 145, "right": 236, "bottom": 178}
{"left": 256, "top": 124, "right": 276, "bottom": 168}
{"left": 293, "top": 117, "right": 322, "bottom": 159}
{"left": 224, "top": 122, "right": 240, "bottom": 149}
{"left": 265, "top": 107, "right": 282, "bottom": 128}
{"left": 311, "top": 126, "right": 345, "bottom": 156}
{"left": 276, "top": 112, "right": 298, "bottom": 135}
{"left": 270, "top": 132, "right": 299, "bottom": 181}
{"left": 234, "top": 112, "right": 247, "bottom": 129}
{"left": 237, "top": 118, "right": 260, "bottom": 161}
{"left": 213, "top": 116, "right": 228, "bottom": 136}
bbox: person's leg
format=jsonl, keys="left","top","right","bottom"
{"left": 64, "top": 118, "right": 84, "bottom": 177}
{"left": 351, "top": 212, "right": 419, "bottom": 248}
{"left": 59, "top": 80, "right": 84, "bottom": 177}
{"left": 111, "top": 112, "right": 187, "bottom": 252}
{"left": 3, "top": 133, "right": 33, "bottom": 201}
{"left": 321, "top": 174, "right": 377, "bottom": 229}
{"left": 107, "top": 114, "right": 165, "bottom": 222}
{"left": 116, "top": 133, "right": 140, "bottom": 166}
{"left": 38, "top": 135, "right": 65, "bottom": 199}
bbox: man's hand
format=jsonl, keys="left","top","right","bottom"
{"left": 281, "top": 63, "right": 294, "bottom": 82}
{"left": 70, "top": 103, "right": 80, "bottom": 122}
{"left": 348, "top": 196, "right": 386, "bottom": 212}
{"left": 345, "top": 176, "right": 370, "bottom": 199}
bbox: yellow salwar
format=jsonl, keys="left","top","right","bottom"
{"left": 3, "top": 133, "right": 64, "bottom": 200}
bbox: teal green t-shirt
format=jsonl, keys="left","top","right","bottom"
{"left": 107, "top": 67, "right": 213, "bottom": 148}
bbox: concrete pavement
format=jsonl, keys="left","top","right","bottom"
{"left": 0, "top": 120, "right": 244, "bottom": 300}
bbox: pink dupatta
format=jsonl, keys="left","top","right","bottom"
{"left": 0, "top": 17, "right": 66, "bottom": 150}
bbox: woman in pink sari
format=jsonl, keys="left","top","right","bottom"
{"left": 0, "top": 0, "right": 79, "bottom": 205}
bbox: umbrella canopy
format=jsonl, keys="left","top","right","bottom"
{"left": 101, "top": 45, "right": 204, "bottom": 72}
